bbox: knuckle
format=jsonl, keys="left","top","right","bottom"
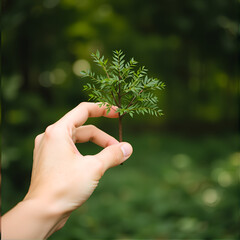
{"left": 79, "top": 102, "right": 87, "bottom": 108}
{"left": 115, "top": 154, "right": 122, "bottom": 166}
{"left": 34, "top": 133, "right": 43, "bottom": 145}
{"left": 88, "top": 124, "right": 97, "bottom": 131}
{"left": 44, "top": 124, "right": 56, "bottom": 138}
{"left": 34, "top": 134, "right": 40, "bottom": 144}
{"left": 85, "top": 125, "right": 98, "bottom": 142}
{"left": 34, "top": 136, "right": 40, "bottom": 152}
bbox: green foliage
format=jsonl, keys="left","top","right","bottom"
{"left": 81, "top": 50, "right": 165, "bottom": 117}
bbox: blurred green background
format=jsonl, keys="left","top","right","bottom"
{"left": 2, "top": 0, "right": 239, "bottom": 239}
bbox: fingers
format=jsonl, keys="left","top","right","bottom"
{"left": 74, "top": 125, "right": 119, "bottom": 148}
{"left": 61, "top": 102, "right": 119, "bottom": 128}
{"left": 94, "top": 142, "right": 133, "bottom": 173}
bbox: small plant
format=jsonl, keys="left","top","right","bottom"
{"left": 81, "top": 50, "right": 165, "bottom": 142}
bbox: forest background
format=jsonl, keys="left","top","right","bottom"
{"left": 2, "top": 0, "right": 239, "bottom": 239}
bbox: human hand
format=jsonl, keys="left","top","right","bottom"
{"left": 2, "top": 102, "right": 132, "bottom": 239}
{"left": 27, "top": 102, "right": 132, "bottom": 208}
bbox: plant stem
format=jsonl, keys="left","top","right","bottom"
{"left": 118, "top": 113, "right": 123, "bottom": 142}
{"left": 117, "top": 61, "right": 124, "bottom": 166}
{"left": 111, "top": 91, "right": 120, "bottom": 107}
{"left": 118, "top": 113, "right": 123, "bottom": 165}
{"left": 118, "top": 71, "right": 124, "bottom": 165}
{"left": 118, "top": 71, "right": 122, "bottom": 142}
{"left": 127, "top": 89, "right": 143, "bottom": 109}
{"left": 103, "top": 66, "right": 110, "bottom": 79}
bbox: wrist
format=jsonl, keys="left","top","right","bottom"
{"left": 22, "top": 197, "right": 70, "bottom": 235}
{"left": 2, "top": 197, "right": 70, "bottom": 239}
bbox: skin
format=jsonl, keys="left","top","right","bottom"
{"left": 2, "top": 102, "right": 133, "bottom": 239}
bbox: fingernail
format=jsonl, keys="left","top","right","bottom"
{"left": 121, "top": 143, "right": 132, "bottom": 158}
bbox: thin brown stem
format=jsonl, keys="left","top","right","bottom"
{"left": 119, "top": 113, "right": 123, "bottom": 165}
{"left": 121, "top": 89, "right": 144, "bottom": 117}
{"left": 118, "top": 82, "right": 122, "bottom": 142}
{"left": 111, "top": 92, "right": 120, "bottom": 107}
{"left": 118, "top": 113, "right": 123, "bottom": 142}
{"left": 103, "top": 66, "right": 110, "bottom": 79}
{"left": 127, "top": 89, "right": 143, "bottom": 108}
{"left": 118, "top": 68, "right": 123, "bottom": 142}
{"left": 120, "top": 91, "right": 131, "bottom": 97}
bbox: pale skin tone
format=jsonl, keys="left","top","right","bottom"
{"left": 2, "top": 102, "right": 133, "bottom": 239}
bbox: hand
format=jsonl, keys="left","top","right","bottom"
{"left": 2, "top": 102, "right": 133, "bottom": 239}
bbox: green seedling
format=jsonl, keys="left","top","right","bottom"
{"left": 81, "top": 50, "right": 165, "bottom": 142}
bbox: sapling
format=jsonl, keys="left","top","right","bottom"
{"left": 81, "top": 50, "right": 165, "bottom": 142}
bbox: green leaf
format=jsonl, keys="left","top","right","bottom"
{"left": 96, "top": 50, "right": 100, "bottom": 58}
{"left": 80, "top": 49, "right": 165, "bottom": 121}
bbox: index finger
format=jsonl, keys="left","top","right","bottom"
{"left": 60, "top": 102, "right": 119, "bottom": 128}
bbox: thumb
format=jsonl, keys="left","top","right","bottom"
{"left": 94, "top": 142, "right": 133, "bottom": 172}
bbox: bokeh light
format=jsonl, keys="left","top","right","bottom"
{"left": 202, "top": 188, "right": 220, "bottom": 206}
{"left": 72, "top": 59, "right": 91, "bottom": 76}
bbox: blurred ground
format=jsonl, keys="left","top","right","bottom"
{"left": 50, "top": 133, "right": 239, "bottom": 239}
